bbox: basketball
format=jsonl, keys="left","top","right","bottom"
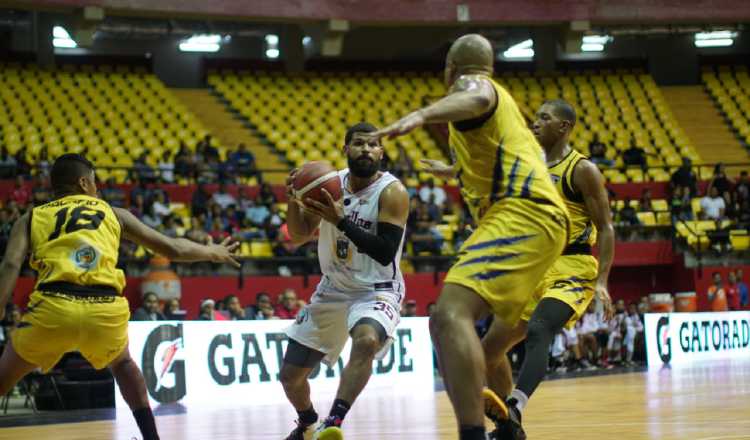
{"left": 292, "top": 161, "right": 343, "bottom": 203}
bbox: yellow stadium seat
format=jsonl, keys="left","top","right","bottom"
{"left": 636, "top": 212, "right": 656, "bottom": 226}
{"left": 251, "top": 241, "right": 273, "bottom": 257}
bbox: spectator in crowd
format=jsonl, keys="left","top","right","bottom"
{"left": 142, "top": 204, "right": 162, "bottom": 229}
{"left": 607, "top": 300, "right": 627, "bottom": 364}
{"left": 623, "top": 302, "right": 644, "bottom": 366}
{"left": 197, "top": 155, "right": 220, "bottom": 183}
{"left": 133, "top": 151, "right": 157, "bottom": 183}
{"left": 131, "top": 292, "right": 166, "bottom": 321}
{"left": 700, "top": 186, "right": 726, "bottom": 221}
{"left": 562, "top": 326, "right": 587, "bottom": 371}
{"left": 707, "top": 271, "right": 729, "bottom": 312}
{"left": 392, "top": 144, "right": 415, "bottom": 179}
{"left": 10, "top": 176, "right": 31, "bottom": 207}
{"left": 213, "top": 183, "right": 237, "bottom": 209}
{"left": 726, "top": 271, "right": 741, "bottom": 311}
{"left": 163, "top": 298, "right": 182, "bottom": 320}
{"left": 426, "top": 302, "right": 437, "bottom": 317}
{"left": 173, "top": 142, "right": 194, "bottom": 181}
{"left": 623, "top": 143, "right": 646, "bottom": 168}
{"left": 724, "top": 192, "right": 740, "bottom": 221}
{"left": 275, "top": 289, "right": 300, "bottom": 319}
{"left": 258, "top": 182, "right": 278, "bottom": 206}
{"left": 14, "top": 147, "right": 31, "bottom": 179}
{"left": 245, "top": 292, "right": 272, "bottom": 320}
{"left": 260, "top": 304, "right": 278, "bottom": 320}
{"left": 229, "top": 143, "right": 261, "bottom": 183}
{"left": 265, "top": 204, "right": 285, "bottom": 239}
{"left": 670, "top": 186, "right": 693, "bottom": 223}
{"left": 595, "top": 310, "right": 612, "bottom": 368}
{"left": 670, "top": 157, "right": 698, "bottom": 197}
{"left": 245, "top": 197, "right": 271, "bottom": 230}
{"left": 737, "top": 200, "right": 750, "bottom": 229}
{"left": 425, "top": 194, "right": 442, "bottom": 223}
{"left": 152, "top": 191, "right": 172, "bottom": 219}
{"left": 734, "top": 171, "right": 750, "bottom": 204}
{"left": 224, "top": 294, "right": 248, "bottom": 320}
{"left": 198, "top": 299, "right": 217, "bottom": 320}
{"left": 577, "top": 304, "right": 600, "bottom": 369}
{"left": 37, "top": 146, "right": 51, "bottom": 178}
{"left": 639, "top": 188, "right": 653, "bottom": 212}
{"left": 418, "top": 178, "right": 447, "bottom": 207}
{"left": 200, "top": 135, "right": 220, "bottom": 161}
{"left": 588, "top": 139, "right": 614, "bottom": 168}
{"left": 453, "top": 219, "right": 474, "bottom": 252}
{"left": 0, "top": 145, "right": 17, "bottom": 178}
{"left": 158, "top": 150, "right": 175, "bottom": 183}
{"left": 402, "top": 300, "right": 418, "bottom": 317}
{"left": 32, "top": 174, "right": 52, "bottom": 206}
{"left": 161, "top": 215, "right": 181, "bottom": 238}
{"left": 707, "top": 162, "right": 732, "bottom": 199}
{"left": 186, "top": 217, "right": 210, "bottom": 244}
{"left": 737, "top": 269, "right": 749, "bottom": 308}
{"left": 191, "top": 183, "right": 211, "bottom": 217}
{"left": 100, "top": 177, "right": 126, "bottom": 208}
{"left": 617, "top": 198, "right": 640, "bottom": 226}
{"left": 408, "top": 198, "right": 443, "bottom": 255}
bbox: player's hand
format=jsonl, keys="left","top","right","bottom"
{"left": 301, "top": 189, "right": 345, "bottom": 226}
{"left": 419, "top": 159, "right": 455, "bottom": 179}
{"left": 369, "top": 111, "right": 426, "bottom": 140}
{"left": 209, "top": 236, "right": 241, "bottom": 268}
{"left": 596, "top": 283, "right": 614, "bottom": 321}
{"left": 286, "top": 168, "right": 299, "bottom": 201}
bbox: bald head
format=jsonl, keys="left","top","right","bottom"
{"left": 446, "top": 34, "right": 494, "bottom": 74}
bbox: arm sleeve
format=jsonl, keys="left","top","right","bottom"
{"left": 337, "top": 219, "right": 404, "bottom": 266}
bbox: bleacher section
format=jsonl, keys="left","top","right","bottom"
{"left": 0, "top": 63, "right": 210, "bottom": 182}
{"left": 702, "top": 66, "right": 750, "bottom": 152}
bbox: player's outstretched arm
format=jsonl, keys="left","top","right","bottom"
{"left": 575, "top": 159, "right": 615, "bottom": 319}
{"left": 114, "top": 207, "right": 240, "bottom": 267}
{"left": 285, "top": 168, "right": 322, "bottom": 245}
{"left": 370, "top": 75, "right": 497, "bottom": 140}
{"left": 0, "top": 213, "right": 29, "bottom": 320}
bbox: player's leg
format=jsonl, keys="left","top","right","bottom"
{"left": 109, "top": 345, "right": 160, "bottom": 440}
{"left": 280, "top": 339, "right": 326, "bottom": 439}
{"left": 482, "top": 318, "right": 527, "bottom": 400}
{"left": 0, "top": 340, "right": 38, "bottom": 396}
{"left": 430, "top": 282, "right": 492, "bottom": 439}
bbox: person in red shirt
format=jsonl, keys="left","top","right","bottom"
{"left": 726, "top": 271, "right": 741, "bottom": 311}
{"left": 707, "top": 271, "right": 729, "bottom": 312}
{"left": 275, "top": 288, "right": 300, "bottom": 319}
{"left": 10, "top": 176, "right": 31, "bottom": 207}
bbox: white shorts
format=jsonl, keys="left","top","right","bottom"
{"left": 285, "top": 287, "right": 402, "bottom": 367}
{"left": 563, "top": 327, "right": 578, "bottom": 346}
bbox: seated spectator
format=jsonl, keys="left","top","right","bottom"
{"left": 191, "top": 183, "right": 211, "bottom": 217}
{"left": 163, "top": 298, "right": 184, "bottom": 320}
{"left": 700, "top": 186, "right": 726, "bottom": 221}
{"left": 425, "top": 194, "right": 442, "bottom": 223}
{"left": 617, "top": 198, "right": 639, "bottom": 226}
{"left": 588, "top": 139, "right": 614, "bottom": 168}
{"left": 161, "top": 215, "right": 181, "bottom": 238}
{"left": 265, "top": 204, "right": 285, "bottom": 239}
{"left": 101, "top": 177, "right": 126, "bottom": 208}
{"left": 245, "top": 292, "right": 273, "bottom": 320}
{"left": 408, "top": 199, "right": 443, "bottom": 254}
{"left": 0, "top": 145, "right": 17, "bottom": 178}
{"left": 198, "top": 298, "right": 224, "bottom": 320}
{"left": 14, "top": 147, "right": 31, "bottom": 179}
{"left": 623, "top": 302, "right": 644, "bottom": 366}
{"left": 670, "top": 186, "right": 693, "bottom": 223}
{"left": 142, "top": 204, "right": 162, "bottom": 229}
{"left": 577, "top": 304, "right": 600, "bottom": 369}
{"left": 131, "top": 292, "right": 166, "bottom": 321}
{"left": 670, "top": 157, "right": 698, "bottom": 197}
{"left": 186, "top": 217, "right": 210, "bottom": 244}
{"left": 737, "top": 200, "right": 750, "bottom": 229}
{"left": 734, "top": 171, "right": 750, "bottom": 205}
{"left": 707, "top": 271, "right": 728, "bottom": 312}
{"left": 245, "top": 198, "right": 271, "bottom": 229}
{"left": 129, "top": 178, "right": 151, "bottom": 206}
{"left": 638, "top": 188, "right": 653, "bottom": 212}
{"left": 622, "top": 143, "right": 646, "bottom": 168}
{"left": 393, "top": 144, "right": 415, "bottom": 178}
{"left": 707, "top": 162, "right": 732, "bottom": 199}
{"left": 174, "top": 142, "right": 195, "bottom": 181}
{"left": 158, "top": 150, "right": 175, "bottom": 183}
{"left": 133, "top": 151, "right": 157, "bottom": 183}
{"left": 724, "top": 192, "right": 740, "bottom": 221}
{"left": 258, "top": 182, "right": 278, "bottom": 206}
{"left": 10, "top": 176, "right": 31, "bottom": 207}
{"left": 225, "top": 205, "right": 242, "bottom": 234}
{"left": 37, "top": 146, "right": 51, "bottom": 178}
{"left": 260, "top": 304, "right": 278, "bottom": 320}
{"left": 200, "top": 135, "right": 220, "bottom": 161}
{"left": 224, "top": 294, "right": 248, "bottom": 320}
{"left": 229, "top": 143, "right": 261, "bottom": 183}
{"left": 402, "top": 300, "right": 418, "bottom": 317}
{"left": 197, "top": 156, "right": 220, "bottom": 183}
{"left": 419, "top": 178, "right": 447, "bottom": 207}
{"left": 275, "top": 289, "right": 300, "bottom": 319}
{"left": 152, "top": 191, "right": 172, "bottom": 219}
{"left": 607, "top": 300, "right": 627, "bottom": 364}
{"left": 213, "top": 183, "right": 237, "bottom": 209}
{"left": 32, "top": 175, "right": 52, "bottom": 206}
{"left": 726, "top": 271, "right": 741, "bottom": 311}
{"left": 453, "top": 219, "right": 474, "bottom": 252}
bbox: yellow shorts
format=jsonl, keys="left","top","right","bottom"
{"left": 11, "top": 291, "right": 130, "bottom": 372}
{"left": 444, "top": 198, "right": 568, "bottom": 327}
{"left": 521, "top": 254, "right": 598, "bottom": 329}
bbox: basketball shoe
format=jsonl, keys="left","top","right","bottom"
{"left": 483, "top": 389, "right": 526, "bottom": 440}
{"left": 285, "top": 420, "right": 315, "bottom": 440}
{"left": 311, "top": 416, "right": 343, "bottom": 440}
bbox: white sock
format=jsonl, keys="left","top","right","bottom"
{"left": 510, "top": 389, "right": 529, "bottom": 411}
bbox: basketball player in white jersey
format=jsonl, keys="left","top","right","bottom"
{"left": 280, "top": 122, "right": 410, "bottom": 440}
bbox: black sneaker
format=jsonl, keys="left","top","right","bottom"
{"left": 489, "top": 399, "right": 526, "bottom": 440}
{"left": 285, "top": 420, "right": 314, "bottom": 440}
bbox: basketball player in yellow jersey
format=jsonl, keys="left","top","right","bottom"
{"left": 478, "top": 100, "right": 614, "bottom": 439}
{"left": 371, "top": 34, "right": 569, "bottom": 440}
{"left": 0, "top": 154, "right": 239, "bottom": 440}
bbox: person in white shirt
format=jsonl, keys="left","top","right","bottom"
{"left": 700, "top": 186, "right": 726, "bottom": 220}
{"left": 152, "top": 192, "right": 171, "bottom": 219}
{"left": 418, "top": 177, "right": 447, "bottom": 207}
{"left": 623, "top": 302, "right": 644, "bottom": 366}
{"left": 606, "top": 300, "right": 627, "bottom": 363}
{"left": 577, "top": 305, "right": 599, "bottom": 369}
{"left": 158, "top": 150, "right": 175, "bottom": 183}
{"left": 212, "top": 183, "right": 237, "bottom": 209}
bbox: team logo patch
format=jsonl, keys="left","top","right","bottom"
{"left": 72, "top": 245, "right": 99, "bottom": 270}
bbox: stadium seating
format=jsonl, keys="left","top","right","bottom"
{"left": 209, "top": 69, "right": 700, "bottom": 185}
{"left": 0, "top": 63, "right": 211, "bottom": 182}
{"left": 702, "top": 66, "right": 750, "bottom": 149}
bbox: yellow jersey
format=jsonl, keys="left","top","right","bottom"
{"left": 548, "top": 149, "right": 596, "bottom": 249}
{"left": 30, "top": 194, "right": 125, "bottom": 294}
{"left": 448, "top": 76, "right": 565, "bottom": 221}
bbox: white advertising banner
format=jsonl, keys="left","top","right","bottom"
{"left": 116, "top": 318, "right": 434, "bottom": 408}
{"left": 644, "top": 311, "right": 750, "bottom": 367}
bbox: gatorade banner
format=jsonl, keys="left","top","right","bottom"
{"left": 645, "top": 311, "right": 750, "bottom": 367}
{"left": 116, "top": 318, "right": 434, "bottom": 408}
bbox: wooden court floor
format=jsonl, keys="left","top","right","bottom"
{"left": 2, "top": 360, "right": 750, "bottom": 440}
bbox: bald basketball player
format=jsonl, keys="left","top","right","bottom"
{"left": 372, "top": 34, "right": 569, "bottom": 440}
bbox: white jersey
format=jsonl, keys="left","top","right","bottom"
{"left": 317, "top": 170, "right": 406, "bottom": 294}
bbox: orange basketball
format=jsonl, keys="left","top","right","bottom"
{"left": 292, "top": 161, "right": 343, "bottom": 203}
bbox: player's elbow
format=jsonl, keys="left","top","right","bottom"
{"left": 469, "top": 93, "right": 493, "bottom": 114}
